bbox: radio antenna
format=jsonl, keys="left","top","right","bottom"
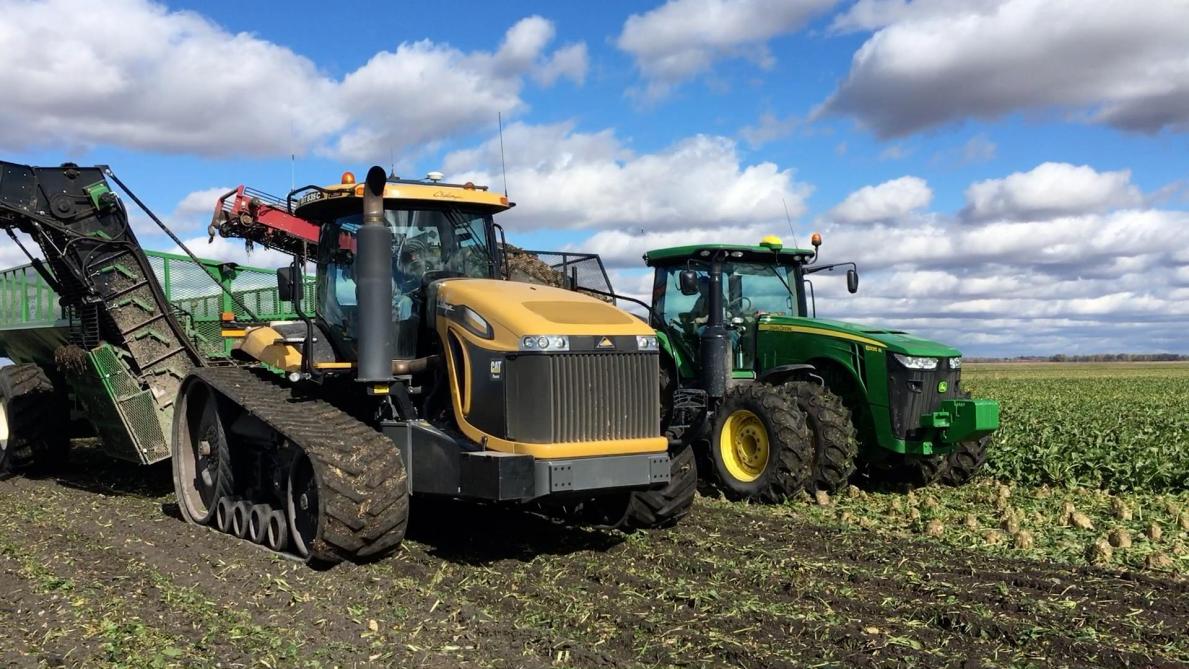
{"left": 782, "top": 198, "right": 800, "bottom": 249}
{"left": 498, "top": 112, "right": 509, "bottom": 198}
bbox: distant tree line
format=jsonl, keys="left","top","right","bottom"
{"left": 967, "top": 353, "right": 1189, "bottom": 363}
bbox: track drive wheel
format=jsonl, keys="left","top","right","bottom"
{"left": 710, "top": 383, "right": 811, "bottom": 502}
{"left": 0, "top": 364, "right": 69, "bottom": 472}
{"left": 172, "top": 381, "right": 234, "bottom": 525}
{"left": 786, "top": 381, "right": 858, "bottom": 493}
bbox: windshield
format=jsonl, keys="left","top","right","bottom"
{"left": 317, "top": 207, "right": 496, "bottom": 357}
{"left": 658, "top": 261, "right": 800, "bottom": 373}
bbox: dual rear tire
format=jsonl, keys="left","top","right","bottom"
{"left": 706, "top": 381, "right": 859, "bottom": 501}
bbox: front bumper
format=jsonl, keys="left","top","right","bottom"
{"left": 904, "top": 399, "right": 1000, "bottom": 455}
{"left": 458, "top": 450, "right": 672, "bottom": 500}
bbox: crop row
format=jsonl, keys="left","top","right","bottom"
{"left": 962, "top": 364, "right": 1189, "bottom": 492}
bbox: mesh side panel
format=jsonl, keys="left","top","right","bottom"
{"left": 92, "top": 346, "right": 142, "bottom": 398}
{"left": 86, "top": 345, "right": 169, "bottom": 464}
{"left": 0, "top": 265, "right": 65, "bottom": 326}
{"left": 508, "top": 249, "right": 614, "bottom": 299}
{"left": 120, "top": 390, "right": 171, "bottom": 463}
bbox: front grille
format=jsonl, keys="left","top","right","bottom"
{"left": 887, "top": 355, "right": 961, "bottom": 439}
{"left": 505, "top": 352, "right": 660, "bottom": 443}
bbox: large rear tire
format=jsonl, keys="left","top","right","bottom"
{"left": 0, "top": 364, "right": 69, "bottom": 472}
{"left": 787, "top": 381, "right": 858, "bottom": 493}
{"left": 709, "top": 383, "right": 811, "bottom": 502}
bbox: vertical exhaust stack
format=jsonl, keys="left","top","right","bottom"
{"left": 700, "top": 252, "right": 729, "bottom": 400}
{"left": 356, "top": 166, "right": 394, "bottom": 388}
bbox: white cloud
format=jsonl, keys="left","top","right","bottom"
{"left": 821, "top": 0, "right": 1189, "bottom": 136}
{"left": 0, "top": 1, "right": 585, "bottom": 159}
{"left": 566, "top": 162, "right": 1189, "bottom": 356}
{"left": 739, "top": 113, "right": 799, "bottom": 148}
{"left": 170, "top": 235, "right": 291, "bottom": 271}
{"left": 535, "top": 43, "right": 589, "bottom": 86}
{"left": 617, "top": 0, "right": 838, "bottom": 100}
{"left": 443, "top": 122, "right": 812, "bottom": 232}
{"left": 963, "top": 162, "right": 1142, "bottom": 221}
{"left": 577, "top": 224, "right": 772, "bottom": 268}
{"left": 828, "top": 175, "right": 932, "bottom": 223}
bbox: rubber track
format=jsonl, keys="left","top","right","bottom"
{"left": 0, "top": 364, "right": 67, "bottom": 470}
{"left": 190, "top": 367, "right": 409, "bottom": 563}
{"left": 787, "top": 381, "right": 859, "bottom": 493}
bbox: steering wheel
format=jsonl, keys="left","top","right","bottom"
{"left": 728, "top": 296, "right": 753, "bottom": 316}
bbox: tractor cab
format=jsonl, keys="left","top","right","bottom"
{"left": 646, "top": 236, "right": 839, "bottom": 377}
{"left": 292, "top": 173, "right": 511, "bottom": 360}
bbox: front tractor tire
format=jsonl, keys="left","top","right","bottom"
{"left": 787, "top": 381, "right": 858, "bottom": 493}
{"left": 0, "top": 364, "right": 69, "bottom": 472}
{"left": 617, "top": 444, "right": 697, "bottom": 531}
{"left": 563, "top": 444, "right": 697, "bottom": 531}
{"left": 939, "top": 435, "right": 991, "bottom": 487}
{"left": 709, "top": 383, "right": 812, "bottom": 502}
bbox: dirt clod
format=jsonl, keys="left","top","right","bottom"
{"left": 1111, "top": 498, "right": 1133, "bottom": 521}
{"left": 923, "top": 519, "right": 944, "bottom": 537}
{"left": 1087, "top": 538, "right": 1114, "bottom": 565}
{"left": 1108, "top": 528, "right": 1132, "bottom": 549}
{"left": 1146, "top": 522, "right": 1163, "bottom": 542}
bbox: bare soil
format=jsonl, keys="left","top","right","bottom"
{"left": 1, "top": 443, "right": 1186, "bottom": 668}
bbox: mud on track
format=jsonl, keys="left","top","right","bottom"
{"left": 1, "top": 445, "right": 1187, "bottom": 668}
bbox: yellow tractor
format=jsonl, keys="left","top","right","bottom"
{"left": 0, "top": 161, "right": 694, "bottom": 566}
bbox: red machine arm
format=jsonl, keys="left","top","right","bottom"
{"left": 209, "top": 186, "right": 321, "bottom": 257}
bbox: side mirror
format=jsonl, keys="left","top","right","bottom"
{"left": 277, "top": 266, "right": 296, "bottom": 302}
{"left": 679, "top": 269, "right": 699, "bottom": 296}
{"left": 847, "top": 268, "right": 859, "bottom": 294}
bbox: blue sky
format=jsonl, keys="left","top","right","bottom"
{"left": 2, "top": 0, "right": 1187, "bottom": 356}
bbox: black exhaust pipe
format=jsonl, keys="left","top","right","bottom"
{"left": 700, "top": 252, "right": 729, "bottom": 400}
{"left": 356, "top": 166, "right": 394, "bottom": 388}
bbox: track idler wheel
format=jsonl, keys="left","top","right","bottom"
{"left": 248, "top": 504, "right": 272, "bottom": 544}
{"left": 265, "top": 510, "right": 289, "bottom": 552}
{"left": 214, "top": 497, "right": 235, "bottom": 533}
{"left": 230, "top": 500, "right": 252, "bottom": 539}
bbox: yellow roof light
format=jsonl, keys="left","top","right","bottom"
{"left": 811, "top": 232, "right": 822, "bottom": 248}
{"left": 759, "top": 235, "right": 783, "bottom": 251}
{"left": 341, "top": 171, "right": 356, "bottom": 185}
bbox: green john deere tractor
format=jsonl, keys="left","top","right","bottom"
{"left": 642, "top": 234, "right": 1000, "bottom": 501}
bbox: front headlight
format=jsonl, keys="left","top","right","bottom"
{"left": 949, "top": 357, "right": 962, "bottom": 370}
{"left": 894, "top": 354, "right": 939, "bottom": 370}
{"left": 460, "top": 306, "right": 492, "bottom": 339}
{"left": 520, "top": 334, "right": 569, "bottom": 351}
{"left": 636, "top": 335, "right": 659, "bottom": 351}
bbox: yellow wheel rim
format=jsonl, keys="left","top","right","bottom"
{"left": 719, "top": 409, "right": 770, "bottom": 482}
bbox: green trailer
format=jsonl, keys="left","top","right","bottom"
{"left": 0, "top": 249, "right": 313, "bottom": 466}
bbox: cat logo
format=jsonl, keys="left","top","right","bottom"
{"left": 596, "top": 337, "right": 615, "bottom": 349}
